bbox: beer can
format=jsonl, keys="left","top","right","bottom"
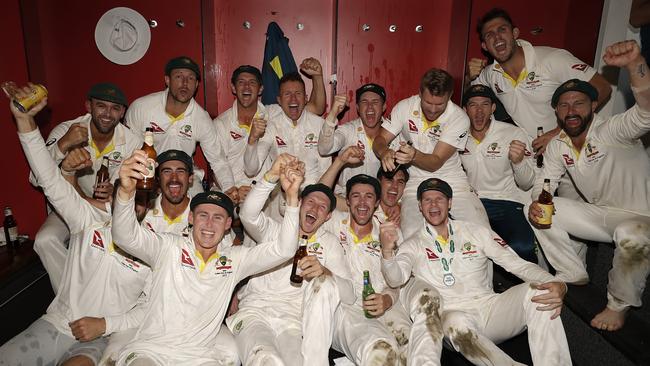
{"left": 13, "top": 84, "right": 48, "bottom": 113}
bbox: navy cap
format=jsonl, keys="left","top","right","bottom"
{"left": 356, "top": 83, "right": 386, "bottom": 103}
{"left": 165, "top": 56, "right": 201, "bottom": 81}
{"left": 156, "top": 149, "right": 193, "bottom": 174}
{"left": 417, "top": 178, "right": 453, "bottom": 201}
{"left": 462, "top": 84, "right": 497, "bottom": 106}
{"left": 190, "top": 191, "right": 234, "bottom": 217}
{"left": 551, "top": 79, "right": 598, "bottom": 108}
{"left": 231, "top": 65, "right": 262, "bottom": 85}
{"left": 87, "top": 83, "right": 128, "bottom": 106}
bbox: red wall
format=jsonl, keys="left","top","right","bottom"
{"left": 1, "top": 0, "right": 46, "bottom": 238}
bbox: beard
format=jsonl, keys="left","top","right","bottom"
{"left": 557, "top": 111, "right": 593, "bottom": 137}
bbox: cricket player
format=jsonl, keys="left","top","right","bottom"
{"left": 230, "top": 155, "right": 354, "bottom": 366}
{"left": 372, "top": 68, "right": 490, "bottom": 238}
{"left": 382, "top": 178, "right": 571, "bottom": 366}
{"left": 528, "top": 40, "right": 650, "bottom": 332}
{"left": 125, "top": 56, "right": 237, "bottom": 200}
{"left": 318, "top": 83, "right": 402, "bottom": 199}
{"left": 1, "top": 86, "right": 150, "bottom": 366}
{"left": 30, "top": 83, "right": 141, "bottom": 292}
{"left": 320, "top": 173, "right": 444, "bottom": 365}
{"left": 460, "top": 84, "right": 537, "bottom": 262}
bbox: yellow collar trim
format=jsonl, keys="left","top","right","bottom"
{"left": 504, "top": 68, "right": 527, "bottom": 87}
{"left": 163, "top": 213, "right": 183, "bottom": 225}
{"left": 436, "top": 235, "right": 448, "bottom": 245}
{"left": 238, "top": 123, "right": 251, "bottom": 133}
{"left": 167, "top": 112, "right": 186, "bottom": 125}
{"left": 421, "top": 114, "right": 440, "bottom": 131}
{"left": 349, "top": 227, "right": 374, "bottom": 244}
{"left": 90, "top": 140, "right": 115, "bottom": 159}
{"left": 195, "top": 250, "right": 220, "bottom": 273}
{"left": 307, "top": 235, "right": 318, "bottom": 243}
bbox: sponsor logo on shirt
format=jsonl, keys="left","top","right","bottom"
{"left": 408, "top": 120, "right": 418, "bottom": 133}
{"left": 493, "top": 237, "right": 509, "bottom": 248}
{"left": 275, "top": 136, "right": 287, "bottom": 147}
{"left": 562, "top": 154, "right": 575, "bottom": 166}
{"left": 524, "top": 148, "right": 532, "bottom": 157}
{"left": 584, "top": 142, "right": 605, "bottom": 165}
{"left": 425, "top": 247, "right": 439, "bottom": 261}
{"left": 149, "top": 122, "right": 165, "bottom": 133}
{"left": 304, "top": 133, "right": 318, "bottom": 147}
{"left": 364, "top": 240, "right": 381, "bottom": 257}
{"left": 494, "top": 83, "right": 504, "bottom": 94}
{"left": 339, "top": 231, "right": 348, "bottom": 246}
{"left": 486, "top": 142, "right": 502, "bottom": 158}
{"left": 357, "top": 140, "right": 365, "bottom": 149}
{"left": 459, "top": 131, "right": 467, "bottom": 139}
{"left": 571, "top": 63, "right": 588, "bottom": 72}
{"left": 308, "top": 242, "right": 324, "bottom": 259}
{"left": 179, "top": 124, "right": 192, "bottom": 138}
{"left": 46, "top": 138, "right": 57, "bottom": 147}
{"left": 91, "top": 230, "right": 105, "bottom": 250}
{"left": 181, "top": 248, "right": 195, "bottom": 269}
{"left": 524, "top": 72, "right": 542, "bottom": 89}
{"left": 120, "top": 257, "right": 143, "bottom": 273}
{"left": 230, "top": 131, "right": 244, "bottom": 140}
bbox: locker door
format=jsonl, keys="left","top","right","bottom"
{"left": 204, "top": 0, "right": 335, "bottom": 117}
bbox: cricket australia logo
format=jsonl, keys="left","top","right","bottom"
{"left": 215, "top": 255, "right": 233, "bottom": 276}
{"left": 304, "top": 133, "right": 318, "bottom": 148}
{"left": 179, "top": 124, "right": 192, "bottom": 138}
{"left": 108, "top": 151, "right": 123, "bottom": 165}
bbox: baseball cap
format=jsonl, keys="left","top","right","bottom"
{"left": 462, "top": 84, "right": 497, "bottom": 106}
{"left": 356, "top": 83, "right": 386, "bottom": 103}
{"left": 416, "top": 178, "right": 453, "bottom": 201}
{"left": 231, "top": 65, "right": 262, "bottom": 85}
{"left": 190, "top": 191, "right": 234, "bottom": 217}
{"left": 87, "top": 83, "right": 128, "bottom": 106}
{"left": 551, "top": 79, "right": 598, "bottom": 108}
{"left": 300, "top": 183, "right": 337, "bottom": 212}
{"left": 156, "top": 149, "right": 193, "bottom": 174}
{"left": 165, "top": 56, "right": 201, "bottom": 81}
{"left": 346, "top": 174, "right": 381, "bottom": 199}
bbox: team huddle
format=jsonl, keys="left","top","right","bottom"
{"left": 1, "top": 8, "right": 649, "bottom": 366}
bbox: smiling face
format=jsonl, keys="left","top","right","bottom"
{"left": 189, "top": 204, "right": 232, "bottom": 251}
{"left": 555, "top": 91, "right": 596, "bottom": 138}
{"left": 299, "top": 191, "right": 332, "bottom": 235}
{"left": 464, "top": 96, "right": 495, "bottom": 134}
{"left": 231, "top": 71, "right": 262, "bottom": 109}
{"left": 158, "top": 160, "right": 192, "bottom": 205}
{"left": 357, "top": 91, "right": 386, "bottom": 129}
{"left": 278, "top": 80, "right": 307, "bottom": 122}
{"left": 420, "top": 89, "right": 450, "bottom": 122}
{"left": 418, "top": 190, "right": 452, "bottom": 227}
{"left": 165, "top": 68, "right": 199, "bottom": 104}
{"left": 480, "top": 17, "right": 519, "bottom": 64}
{"left": 346, "top": 183, "right": 379, "bottom": 226}
{"left": 86, "top": 99, "right": 125, "bottom": 135}
{"left": 379, "top": 170, "right": 406, "bottom": 207}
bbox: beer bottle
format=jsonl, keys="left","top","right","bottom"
{"left": 3, "top": 206, "right": 19, "bottom": 254}
{"left": 536, "top": 179, "right": 554, "bottom": 229}
{"left": 290, "top": 235, "right": 309, "bottom": 286}
{"left": 536, "top": 127, "right": 544, "bottom": 168}
{"left": 93, "top": 156, "right": 110, "bottom": 199}
{"left": 362, "top": 270, "right": 376, "bottom": 318}
{"left": 136, "top": 128, "right": 157, "bottom": 191}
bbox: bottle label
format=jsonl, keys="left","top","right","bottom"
{"left": 7, "top": 226, "right": 18, "bottom": 241}
{"left": 144, "top": 133, "right": 154, "bottom": 146}
{"left": 537, "top": 203, "right": 553, "bottom": 225}
{"left": 143, "top": 158, "right": 156, "bottom": 178}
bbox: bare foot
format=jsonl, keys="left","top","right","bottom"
{"left": 590, "top": 307, "right": 627, "bottom": 331}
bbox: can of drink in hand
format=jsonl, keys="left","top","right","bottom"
{"left": 5, "top": 83, "right": 48, "bottom": 112}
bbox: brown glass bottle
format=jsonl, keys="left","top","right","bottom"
{"left": 290, "top": 235, "right": 309, "bottom": 285}
{"left": 536, "top": 179, "right": 554, "bottom": 229}
{"left": 93, "top": 156, "right": 110, "bottom": 199}
{"left": 3, "top": 206, "right": 18, "bottom": 255}
{"left": 536, "top": 127, "right": 544, "bottom": 168}
{"left": 136, "top": 128, "right": 157, "bottom": 191}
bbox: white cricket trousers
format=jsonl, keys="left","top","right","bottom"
{"left": 527, "top": 197, "right": 650, "bottom": 310}
{"left": 34, "top": 211, "right": 70, "bottom": 293}
{"left": 442, "top": 283, "right": 572, "bottom": 366}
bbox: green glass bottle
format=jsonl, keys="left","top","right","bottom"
{"left": 362, "top": 270, "right": 375, "bottom": 318}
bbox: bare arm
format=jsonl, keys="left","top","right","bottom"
{"left": 396, "top": 140, "right": 457, "bottom": 173}
{"left": 301, "top": 58, "right": 327, "bottom": 115}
